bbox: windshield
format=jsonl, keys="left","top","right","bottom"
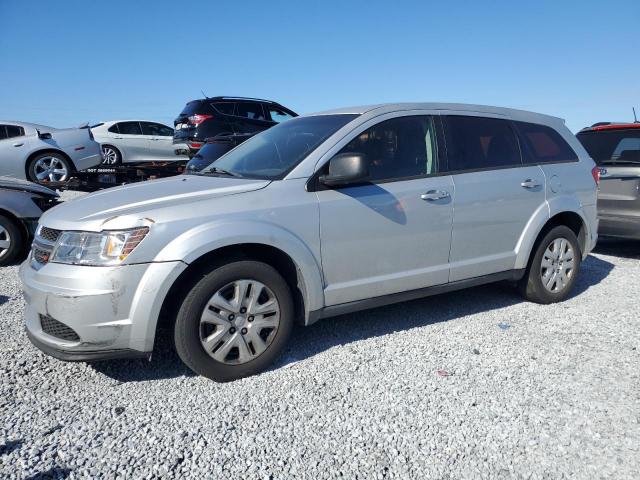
{"left": 202, "top": 114, "right": 358, "bottom": 179}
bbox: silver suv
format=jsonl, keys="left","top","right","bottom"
{"left": 20, "top": 103, "right": 599, "bottom": 382}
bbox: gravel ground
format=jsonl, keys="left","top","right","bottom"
{"left": 1, "top": 241, "right": 639, "bottom": 479}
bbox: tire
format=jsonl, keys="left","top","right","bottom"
{"left": 28, "top": 152, "right": 73, "bottom": 182}
{"left": 174, "top": 260, "right": 294, "bottom": 382}
{"left": 518, "top": 225, "right": 581, "bottom": 304}
{"left": 0, "top": 215, "right": 24, "bottom": 267}
{"left": 101, "top": 145, "right": 122, "bottom": 165}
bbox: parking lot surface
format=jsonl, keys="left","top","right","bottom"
{"left": 1, "top": 242, "right": 639, "bottom": 479}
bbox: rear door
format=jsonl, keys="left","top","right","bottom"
{"left": 115, "top": 122, "right": 149, "bottom": 162}
{"left": 577, "top": 129, "right": 640, "bottom": 228}
{"left": 0, "top": 124, "right": 29, "bottom": 178}
{"left": 442, "top": 115, "right": 546, "bottom": 281}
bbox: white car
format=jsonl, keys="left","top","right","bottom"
{"left": 0, "top": 121, "right": 102, "bottom": 182}
{"left": 91, "top": 120, "right": 189, "bottom": 165}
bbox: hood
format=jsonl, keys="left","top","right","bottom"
{"left": 0, "top": 176, "right": 58, "bottom": 197}
{"left": 41, "top": 174, "right": 270, "bottom": 231}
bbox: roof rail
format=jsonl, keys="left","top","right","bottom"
{"left": 217, "top": 96, "right": 276, "bottom": 104}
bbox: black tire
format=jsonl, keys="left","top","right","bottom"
{"left": 27, "top": 152, "right": 74, "bottom": 182}
{"left": 174, "top": 260, "right": 294, "bottom": 382}
{"left": 101, "top": 145, "right": 122, "bottom": 165}
{"left": 0, "top": 215, "right": 24, "bottom": 267}
{"left": 518, "top": 225, "right": 581, "bottom": 304}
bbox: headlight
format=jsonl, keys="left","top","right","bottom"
{"left": 50, "top": 227, "right": 149, "bottom": 266}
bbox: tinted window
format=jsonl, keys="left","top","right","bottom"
{"left": 443, "top": 116, "right": 521, "bottom": 171}
{"left": 577, "top": 130, "right": 640, "bottom": 165}
{"left": 117, "top": 122, "right": 142, "bottom": 135}
{"left": 0, "top": 125, "right": 24, "bottom": 139}
{"left": 180, "top": 101, "right": 213, "bottom": 116}
{"left": 205, "top": 114, "right": 358, "bottom": 179}
{"left": 268, "top": 107, "right": 295, "bottom": 123}
{"left": 335, "top": 116, "right": 438, "bottom": 182}
{"left": 141, "top": 122, "right": 173, "bottom": 136}
{"left": 212, "top": 102, "right": 236, "bottom": 115}
{"left": 236, "top": 103, "right": 266, "bottom": 120}
{"left": 108, "top": 124, "right": 119, "bottom": 134}
{"left": 514, "top": 121, "right": 577, "bottom": 164}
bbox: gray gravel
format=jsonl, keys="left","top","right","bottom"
{"left": 1, "top": 241, "right": 639, "bottom": 479}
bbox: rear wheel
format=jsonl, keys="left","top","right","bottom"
{"left": 28, "top": 152, "right": 73, "bottom": 182}
{"left": 519, "top": 225, "right": 581, "bottom": 304}
{"left": 101, "top": 145, "right": 122, "bottom": 165}
{"left": 174, "top": 260, "right": 294, "bottom": 382}
{"left": 0, "top": 215, "right": 24, "bottom": 266}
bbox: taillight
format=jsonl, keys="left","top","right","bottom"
{"left": 189, "top": 142, "right": 203, "bottom": 150}
{"left": 591, "top": 166, "right": 600, "bottom": 186}
{"left": 188, "top": 114, "right": 213, "bottom": 126}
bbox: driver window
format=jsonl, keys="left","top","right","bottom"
{"left": 336, "top": 115, "right": 437, "bottom": 182}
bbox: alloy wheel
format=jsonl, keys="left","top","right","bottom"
{"left": 34, "top": 156, "right": 69, "bottom": 182}
{"left": 102, "top": 147, "right": 118, "bottom": 164}
{"left": 199, "top": 279, "right": 280, "bottom": 365}
{"left": 0, "top": 225, "right": 10, "bottom": 259}
{"left": 540, "top": 237, "right": 575, "bottom": 293}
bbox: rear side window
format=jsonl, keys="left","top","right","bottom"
{"left": 443, "top": 116, "right": 521, "bottom": 171}
{"left": 107, "top": 124, "right": 119, "bottom": 134}
{"left": 236, "top": 103, "right": 266, "bottom": 120}
{"left": 336, "top": 115, "right": 438, "bottom": 181}
{"left": 141, "top": 122, "right": 173, "bottom": 136}
{"left": 117, "top": 122, "right": 142, "bottom": 135}
{"left": 0, "top": 125, "right": 25, "bottom": 139}
{"left": 577, "top": 130, "right": 640, "bottom": 164}
{"left": 211, "top": 102, "right": 236, "bottom": 115}
{"left": 514, "top": 121, "right": 577, "bottom": 164}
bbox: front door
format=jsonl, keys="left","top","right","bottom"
{"left": 316, "top": 115, "right": 454, "bottom": 306}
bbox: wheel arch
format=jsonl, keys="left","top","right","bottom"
{"left": 24, "top": 148, "right": 75, "bottom": 179}
{"left": 516, "top": 202, "right": 589, "bottom": 269}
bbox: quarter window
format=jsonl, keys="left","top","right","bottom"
{"left": 236, "top": 103, "right": 266, "bottom": 120}
{"left": 107, "top": 124, "right": 119, "bottom": 134}
{"left": 514, "top": 121, "right": 578, "bottom": 164}
{"left": 443, "top": 116, "right": 521, "bottom": 171}
{"left": 212, "top": 102, "right": 236, "bottom": 115}
{"left": 335, "top": 115, "right": 438, "bottom": 182}
{"left": 117, "top": 122, "right": 143, "bottom": 135}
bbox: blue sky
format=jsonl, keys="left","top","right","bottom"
{"left": 0, "top": 0, "right": 638, "bottom": 132}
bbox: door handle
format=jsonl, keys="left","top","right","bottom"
{"left": 421, "top": 190, "right": 450, "bottom": 201}
{"left": 520, "top": 179, "right": 541, "bottom": 189}
{"left": 13, "top": 142, "right": 24, "bottom": 147}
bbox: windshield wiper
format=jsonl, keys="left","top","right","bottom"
{"left": 202, "top": 166, "right": 242, "bottom": 177}
{"left": 600, "top": 159, "right": 640, "bottom": 165}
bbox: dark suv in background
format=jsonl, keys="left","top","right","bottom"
{"left": 173, "top": 96, "right": 297, "bottom": 156}
{"left": 577, "top": 122, "right": 640, "bottom": 240}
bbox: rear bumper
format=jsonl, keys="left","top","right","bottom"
{"left": 73, "top": 152, "right": 103, "bottom": 171}
{"left": 598, "top": 214, "right": 640, "bottom": 240}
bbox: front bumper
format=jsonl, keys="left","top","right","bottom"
{"left": 20, "top": 258, "right": 187, "bottom": 361}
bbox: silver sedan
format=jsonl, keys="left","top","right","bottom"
{"left": 0, "top": 121, "right": 103, "bottom": 182}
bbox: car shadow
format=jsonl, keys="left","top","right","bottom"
{"left": 0, "top": 295, "right": 10, "bottom": 306}
{"left": 91, "top": 255, "right": 614, "bottom": 382}
{"left": 593, "top": 238, "right": 640, "bottom": 260}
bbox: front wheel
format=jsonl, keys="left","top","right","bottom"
{"left": 174, "top": 261, "right": 294, "bottom": 382}
{"left": 519, "top": 225, "right": 581, "bottom": 304}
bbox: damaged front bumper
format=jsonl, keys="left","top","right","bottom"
{"left": 19, "top": 258, "right": 186, "bottom": 361}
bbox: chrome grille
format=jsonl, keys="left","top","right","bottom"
{"left": 39, "top": 227, "right": 61, "bottom": 243}
{"left": 40, "top": 314, "right": 80, "bottom": 341}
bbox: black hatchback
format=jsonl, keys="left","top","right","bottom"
{"left": 173, "top": 96, "right": 297, "bottom": 156}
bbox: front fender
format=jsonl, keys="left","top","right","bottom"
{"left": 153, "top": 220, "right": 325, "bottom": 314}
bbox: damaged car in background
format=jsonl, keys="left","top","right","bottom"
{"left": 0, "top": 177, "right": 59, "bottom": 266}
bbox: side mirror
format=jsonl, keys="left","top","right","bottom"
{"left": 319, "top": 153, "right": 369, "bottom": 187}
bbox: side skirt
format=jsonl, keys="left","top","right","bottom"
{"left": 307, "top": 269, "right": 525, "bottom": 325}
